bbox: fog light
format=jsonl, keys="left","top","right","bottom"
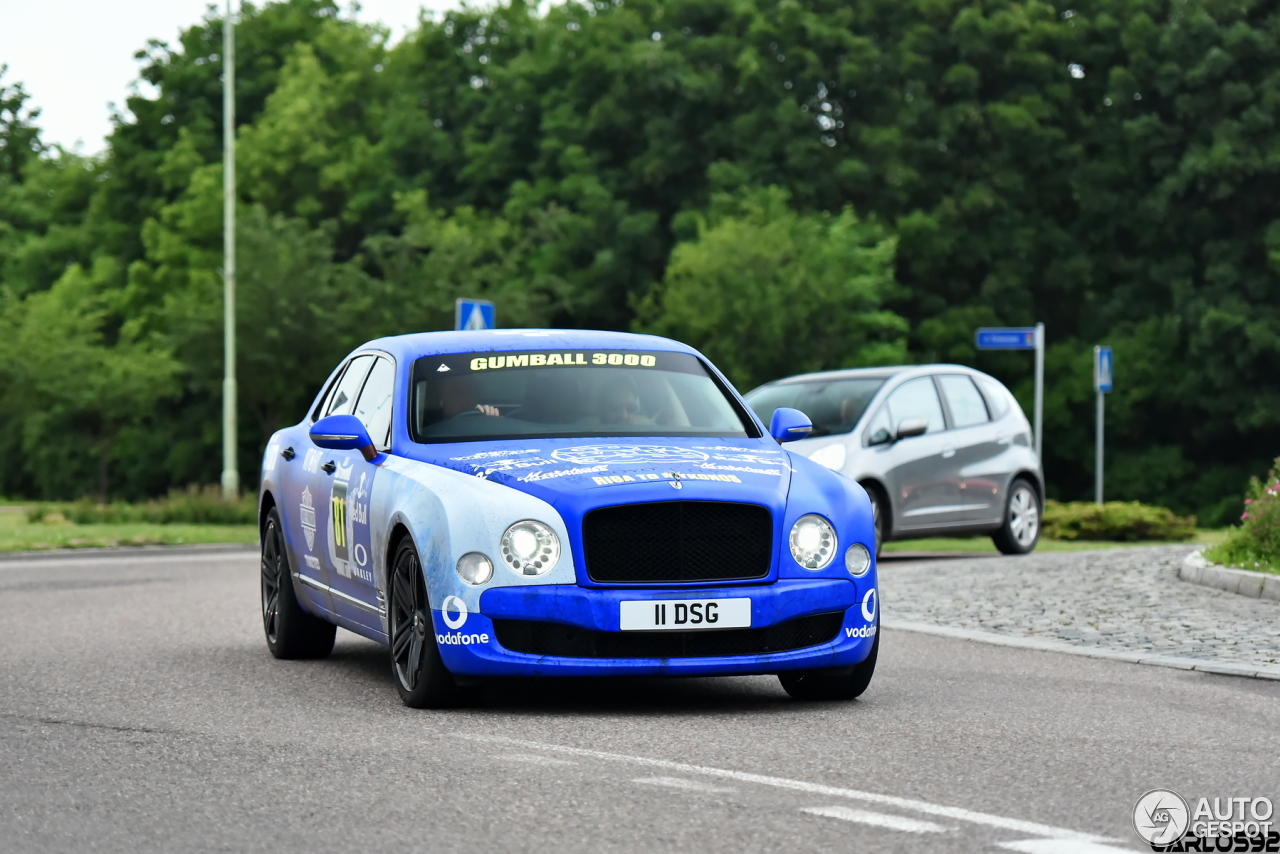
{"left": 845, "top": 543, "right": 871, "bottom": 577}
{"left": 456, "top": 552, "right": 493, "bottom": 585}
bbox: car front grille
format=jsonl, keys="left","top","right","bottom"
{"left": 492, "top": 612, "right": 844, "bottom": 659}
{"left": 582, "top": 501, "right": 773, "bottom": 583}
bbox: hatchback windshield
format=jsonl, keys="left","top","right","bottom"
{"left": 410, "top": 349, "right": 754, "bottom": 442}
{"left": 745, "top": 378, "right": 886, "bottom": 438}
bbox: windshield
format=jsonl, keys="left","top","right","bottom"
{"left": 410, "top": 350, "right": 755, "bottom": 443}
{"left": 745, "top": 377, "right": 886, "bottom": 438}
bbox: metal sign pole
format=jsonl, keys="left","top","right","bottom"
{"left": 1033, "top": 322, "right": 1044, "bottom": 463}
{"left": 220, "top": 0, "right": 239, "bottom": 500}
{"left": 1096, "top": 388, "right": 1104, "bottom": 504}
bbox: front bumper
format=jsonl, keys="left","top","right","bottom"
{"left": 431, "top": 577, "right": 878, "bottom": 677}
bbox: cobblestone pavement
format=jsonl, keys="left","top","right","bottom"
{"left": 879, "top": 546, "right": 1280, "bottom": 668}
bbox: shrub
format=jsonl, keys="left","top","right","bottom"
{"left": 27, "top": 486, "right": 257, "bottom": 526}
{"left": 1042, "top": 500, "right": 1197, "bottom": 542}
{"left": 1204, "top": 458, "right": 1280, "bottom": 573}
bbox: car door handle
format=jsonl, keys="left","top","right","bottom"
{"left": 322, "top": 461, "right": 336, "bottom": 474}
{"left": 997, "top": 434, "right": 1012, "bottom": 445}
{"left": 941, "top": 448, "right": 956, "bottom": 459}
{"left": 280, "top": 447, "right": 296, "bottom": 461}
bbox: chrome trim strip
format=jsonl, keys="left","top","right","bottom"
{"left": 293, "top": 572, "right": 385, "bottom": 616}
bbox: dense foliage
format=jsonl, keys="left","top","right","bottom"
{"left": 1041, "top": 500, "right": 1196, "bottom": 542}
{"left": 1205, "top": 458, "right": 1280, "bottom": 572}
{"left": 0, "top": 0, "right": 1277, "bottom": 522}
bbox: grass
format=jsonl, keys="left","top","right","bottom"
{"left": 882, "top": 529, "right": 1228, "bottom": 555}
{"left": 0, "top": 506, "right": 256, "bottom": 553}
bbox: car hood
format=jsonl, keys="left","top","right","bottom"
{"left": 400, "top": 436, "right": 795, "bottom": 514}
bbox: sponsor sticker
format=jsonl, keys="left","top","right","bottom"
{"left": 437, "top": 632, "right": 490, "bottom": 645}
{"left": 468, "top": 352, "right": 659, "bottom": 371}
{"left": 441, "top": 595, "right": 468, "bottom": 630}
{"left": 845, "top": 625, "right": 878, "bottom": 639}
{"left": 861, "top": 588, "right": 877, "bottom": 622}
{"left": 299, "top": 486, "right": 316, "bottom": 552}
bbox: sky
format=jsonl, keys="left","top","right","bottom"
{"left": 0, "top": 0, "right": 459, "bottom": 154}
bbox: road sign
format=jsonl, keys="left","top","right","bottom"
{"left": 1094, "top": 346, "right": 1113, "bottom": 393}
{"left": 455, "top": 298, "right": 495, "bottom": 331}
{"left": 975, "top": 328, "right": 1038, "bottom": 350}
{"left": 975, "top": 324, "right": 1045, "bottom": 465}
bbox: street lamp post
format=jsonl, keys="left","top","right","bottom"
{"left": 221, "top": 0, "right": 239, "bottom": 500}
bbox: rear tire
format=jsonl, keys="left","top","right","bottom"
{"left": 261, "top": 507, "right": 336, "bottom": 660}
{"left": 388, "top": 538, "right": 473, "bottom": 709}
{"left": 780, "top": 630, "right": 878, "bottom": 701}
{"left": 992, "top": 477, "right": 1041, "bottom": 555}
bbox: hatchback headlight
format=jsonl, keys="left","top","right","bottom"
{"left": 789, "top": 514, "right": 837, "bottom": 570}
{"left": 501, "top": 520, "right": 560, "bottom": 576}
{"left": 808, "top": 443, "right": 846, "bottom": 471}
{"left": 456, "top": 552, "right": 494, "bottom": 585}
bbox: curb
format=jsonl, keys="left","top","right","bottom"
{"left": 1179, "top": 549, "right": 1280, "bottom": 601}
{"left": 0, "top": 542, "right": 257, "bottom": 563}
{"left": 882, "top": 619, "right": 1280, "bottom": 682}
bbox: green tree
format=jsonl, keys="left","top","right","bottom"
{"left": 639, "top": 187, "right": 905, "bottom": 390}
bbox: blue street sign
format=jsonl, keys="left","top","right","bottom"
{"left": 1095, "top": 346, "right": 1113, "bottom": 393}
{"left": 975, "top": 327, "right": 1038, "bottom": 350}
{"left": 455, "top": 298, "right": 495, "bottom": 331}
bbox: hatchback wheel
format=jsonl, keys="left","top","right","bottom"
{"left": 992, "top": 478, "right": 1041, "bottom": 555}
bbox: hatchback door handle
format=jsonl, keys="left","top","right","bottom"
{"left": 280, "top": 447, "right": 296, "bottom": 461}
{"left": 322, "top": 461, "right": 336, "bottom": 474}
{"left": 941, "top": 448, "right": 956, "bottom": 459}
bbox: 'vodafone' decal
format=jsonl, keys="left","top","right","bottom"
{"left": 861, "top": 588, "right": 877, "bottom": 622}
{"left": 441, "top": 595, "right": 469, "bottom": 630}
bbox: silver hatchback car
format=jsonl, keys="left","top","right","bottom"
{"left": 745, "top": 365, "right": 1043, "bottom": 555}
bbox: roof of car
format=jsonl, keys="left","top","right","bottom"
{"left": 360, "top": 329, "right": 697, "bottom": 363}
{"left": 757, "top": 364, "right": 983, "bottom": 387}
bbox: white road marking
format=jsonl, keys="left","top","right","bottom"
{"left": 998, "top": 839, "right": 1140, "bottom": 853}
{"left": 633, "top": 777, "right": 736, "bottom": 794}
{"left": 459, "top": 734, "right": 1118, "bottom": 844}
{"left": 492, "top": 752, "right": 576, "bottom": 766}
{"left": 801, "top": 806, "right": 951, "bottom": 834}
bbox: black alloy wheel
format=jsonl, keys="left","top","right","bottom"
{"left": 388, "top": 538, "right": 472, "bottom": 709}
{"left": 260, "top": 507, "right": 335, "bottom": 659}
{"left": 779, "top": 628, "right": 879, "bottom": 702}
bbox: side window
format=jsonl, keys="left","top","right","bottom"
{"left": 325, "top": 355, "right": 375, "bottom": 418}
{"left": 353, "top": 357, "right": 395, "bottom": 449}
{"left": 864, "top": 406, "right": 893, "bottom": 446}
{"left": 885, "top": 378, "right": 945, "bottom": 434}
{"left": 975, "top": 376, "right": 1012, "bottom": 420}
{"left": 938, "top": 375, "right": 990, "bottom": 429}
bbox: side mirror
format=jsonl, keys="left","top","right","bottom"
{"left": 310, "top": 414, "right": 380, "bottom": 462}
{"left": 770, "top": 407, "right": 814, "bottom": 443}
{"left": 894, "top": 418, "right": 929, "bottom": 441}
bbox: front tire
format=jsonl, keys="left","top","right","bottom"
{"left": 861, "top": 482, "right": 887, "bottom": 559}
{"left": 992, "top": 477, "right": 1041, "bottom": 555}
{"left": 779, "top": 630, "right": 878, "bottom": 701}
{"left": 261, "top": 507, "right": 336, "bottom": 660}
{"left": 388, "top": 538, "right": 472, "bottom": 709}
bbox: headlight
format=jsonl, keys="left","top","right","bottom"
{"left": 501, "top": 520, "right": 560, "bottom": 577}
{"left": 456, "top": 552, "right": 493, "bottom": 585}
{"left": 808, "top": 443, "right": 846, "bottom": 471}
{"left": 845, "top": 543, "right": 871, "bottom": 577}
{"left": 789, "top": 514, "right": 837, "bottom": 570}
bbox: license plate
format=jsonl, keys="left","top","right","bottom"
{"left": 619, "top": 598, "right": 751, "bottom": 631}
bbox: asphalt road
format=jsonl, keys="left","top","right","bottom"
{"left": 2, "top": 548, "right": 1277, "bottom": 853}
